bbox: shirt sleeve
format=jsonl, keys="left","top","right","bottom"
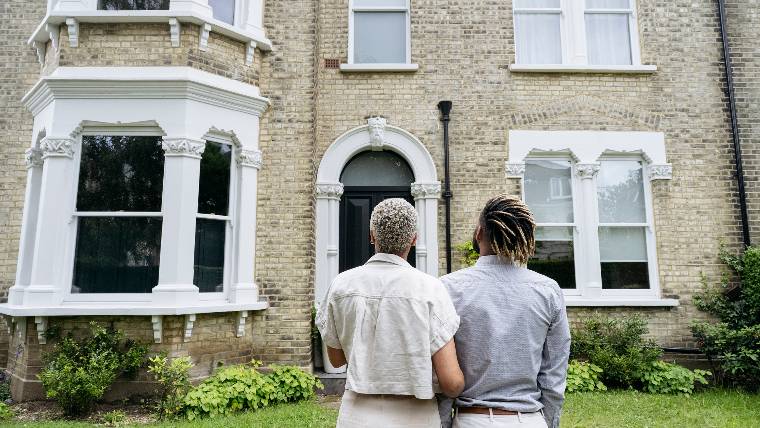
{"left": 429, "top": 282, "right": 461, "bottom": 354}
{"left": 315, "top": 280, "right": 341, "bottom": 349}
{"left": 537, "top": 287, "right": 571, "bottom": 428}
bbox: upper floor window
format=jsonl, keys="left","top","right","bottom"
{"left": 208, "top": 0, "right": 236, "bottom": 25}
{"left": 349, "top": 0, "right": 411, "bottom": 64}
{"left": 513, "top": 0, "right": 641, "bottom": 66}
{"left": 99, "top": 0, "right": 169, "bottom": 10}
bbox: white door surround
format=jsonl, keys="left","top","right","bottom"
{"left": 314, "top": 118, "right": 441, "bottom": 305}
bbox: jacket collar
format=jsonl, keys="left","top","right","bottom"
{"left": 366, "top": 253, "right": 412, "bottom": 268}
{"left": 475, "top": 254, "right": 519, "bottom": 268}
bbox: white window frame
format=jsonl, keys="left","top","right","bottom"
{"left": 508, "top": 130, "right": 677, "bottom": 306}
{"left": 196, "top": 134, "right": 237, "bottom": 302}
{"left": 342, "top": 0, "right": 418, "bottom": 72}
{"left": 511, "top": 0, "right": 653, "bottom": 73}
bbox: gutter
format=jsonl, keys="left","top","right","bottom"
{"left": 718, "top": 0, "right": 751, "bottom": 248}
{"left": 438, "top": 101, "right": 453, "bottom": 274}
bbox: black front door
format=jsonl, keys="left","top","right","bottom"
{"left": 339, "top": 186, "right": 416, "bottom": 273}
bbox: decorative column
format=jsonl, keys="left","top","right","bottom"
{"left": 314, "top": 182, "right": 345, "bottom": 374}
{"left": 9, "top": 149, "right": 44, "bottom": 305}
{"left": 152, "top": 138, "right": 205, "bottom": 305}
{"left": 25, "top": 137, "right": 76, "bottom": 307}
{"left": 575, "top": 163, "right": 603, "bottom": 298}
{"left": 229, "top": 148, "right": 263, "bottom": 303}
{"left": 170, "top": 0, "right": 213, "bottom": 17}
{"left": 411, "top": 182, "right": 442, "bottom": 276}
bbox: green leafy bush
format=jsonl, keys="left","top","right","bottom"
{"left": 566, "top": 361, "right": 607, "bottom": 393}
{"left": 147, "top": 355, "right": 193, "bottom": 418}
{"left": 455, "top": 241, "right": 479, "bottom": 267}
{"left": 571, "top": 316, "right": 662, "bottom": 388}
{"left": 640, "top": 361, "right": 710, "bottom": 394}
{"left": 101, "top": 409, "right": 126, "bottom": 426}
{"left": 692, "top": 246, "right": 760, "bottom": 391}
{"left": 0, "top": 402, "right": 13, "bottom": 421}
{"left": 38, "top": 323, "right": 148, "bottom": 416}
{"left": 183, "top": 361, "right": 322, "bottom": 420}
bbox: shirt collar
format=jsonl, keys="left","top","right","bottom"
{"left": 475, "top": 255, "right": 519, "bottom": 268}
{"left": 366, "top": 253, "right": 413, "bottom": 268}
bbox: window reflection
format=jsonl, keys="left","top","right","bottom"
{"left": 525, "top": 159, "right": 574, "bottom": 223}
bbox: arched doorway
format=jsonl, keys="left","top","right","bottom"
{"left": 339, "top": 150, "right": 416, "bottom": 272}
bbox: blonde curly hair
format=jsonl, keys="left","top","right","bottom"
{"left": 370, "top": 198, "right": 418, "bottom": 255}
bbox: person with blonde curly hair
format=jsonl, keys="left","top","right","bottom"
{"left": 439, "top": 195, "right": 571, "bottom": 428}
{"left": 317, "top": 198, "right": 464, "bottom": 428}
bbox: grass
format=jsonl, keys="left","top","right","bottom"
{"left": 3, "top": 391, "right": 759, "bottom": 428}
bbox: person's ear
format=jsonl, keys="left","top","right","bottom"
{"left": 475, "top": 225, "right": 484, "bottom": 242}
{"left": 369, "top": 230, "right": 376, "bottom": 245}
{"left": 410, "top": 233, "right": 418, "bottom": 247}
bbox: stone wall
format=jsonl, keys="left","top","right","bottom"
{"left": 312, "top": 0, "right": 744, "bottom": 347}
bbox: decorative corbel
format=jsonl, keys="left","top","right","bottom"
{"left": 199, "top": 23, "right": 211, "bottom": 51}
{"left": 46, "top": 23, "right": 60, "bottom": 52}
{"left": 65, "top": 18, "right": 78, "bottom": 48}
{"left": 151, "top": 315, "right": 163, "bottom": 344}
{"left": 236, "top": 311, "right": 248, "bottom": 337}
{"left": 169, "top": 18, "right": 181, "bottom": 48}
{"left": 184, "top": 314, "right": 196, "bottom": 342}
{"left": 367, "top": 117, "right": 387, "bottom": 151}
{"left": 33, "top": 41, "right": 46, "bottom": 65}
{"left": 246, "top": 40, "right": 256, "bottom": 66}
{"left": 34, "top": 316, "right": 48, "bottom": 345}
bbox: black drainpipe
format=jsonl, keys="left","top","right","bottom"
{"left": 718, "top": 0, "right": 751, "bottom": 248}
{"left": 438, "top": 101, "right": 453, "bottom": 274}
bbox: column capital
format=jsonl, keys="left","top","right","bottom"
{"left": 411, "top": 182, "right": 441, "bottom": 200}
{"left": 162, "top": 137, "right": 206, "bottom": 158}
{"left": 648, "top": 163, "right": 673, "bottom": 180}
{"left": 575, "top": 162, "right": 600, "bottom": 180}
{"left": 25, "top": 148, "right": 44, "bottom": 169}
{"left": 315, "top": 183, "right": 344, "bottom": 200}
{"left": 237, "top": 149, "right": 263, "bottom": 169}
{"left": 505, "top": 161, "right": 526, "bottom": 178}
{"left": 40, "top": 137, "right": 75, "bottom": 159}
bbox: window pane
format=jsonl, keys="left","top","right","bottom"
{"left": 514, "top": 0, "right": 560, "bottom": 7}
{"left": 99, "top": 0, "right": 169, "bottom": 10}
{"left": 529, "top": 227, "right": 576, "bottom": 289}
{"left": 597, "top": 160, "right": 645, "bottom": 223}
{"left": 77, "top": 136, "right": 164, "bottom": 212}
{"left": 209, "top": 0, "right": 235, "bottom": 25}
{"left": 599, "top": 227, "right": 649, "bottom": 289}
{"left": 198, "top": 142, "right": 232, "bottom": 216}
{"left": 525, "top": 160, "right": 574, "bottom": 223}
{"left": 354, "top": 0, "right": 407, "bottom": 7}
{"left": 515, "top": 13, "right": 562, "bottom": 64}
{"left": 586, "top": 0, "right": 630, "bottom": 9}
{"left": 354, "top": 12, "right": 406, "bottom": 63}
{"left": 72, "top": 217, "right": 161, "bottom": 293}
{"left": 585, "top": 13, "right": 632, "bottom": 65}
{"left": 194, "top": 219, "right": 226, "bottom": 293}
{"left": 340, "top": 150, "right": 415, "bottom": 187}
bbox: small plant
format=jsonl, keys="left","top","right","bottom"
{"left": 183, "top": 361, "right": 323, "bottom": 420}
{"left": 571, "top": 315, "right": 662, "bottom": 389}
{"left": 566, "top": 361, "right": 607, "bottom": 393}
{"left": 147, "top": 354, "right": 193, "bottom": 419}
{"left": 0, "top": 402, "right": 13, "bottom": 421}
{"left": 455, "top": 241, "right": 479, "bottom": 267}
{"left": 38, "top": 323, "right": 149, "bottom": 416}
{"left": 0, "top": 371, "right": 11, "bottom": 402}
{"left": 640, "top": 361, "right": 710, "bottom": 394}
{"left": 101, "top": 409, "right": 126, "bottom": 426}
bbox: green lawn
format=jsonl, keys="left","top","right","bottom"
{"left": 4, "top": 391, "right": 760, "bottom": 428}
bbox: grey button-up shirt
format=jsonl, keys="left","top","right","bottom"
{"left": 439, "top": 255, "right": 570, "bottom": 428}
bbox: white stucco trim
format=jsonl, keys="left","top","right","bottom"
{"left": 0, "top": 301, "right": 267, "bottom": 317}
{"left": 339, "top": 63, "right": 419, "bottom": 73}
{"left": 565, "top": 298, "right": 679, "bottom": 307}
{"left": 509, "top": 64, "right": 656, "bottom": 74}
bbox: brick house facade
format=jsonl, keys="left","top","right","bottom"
{"left": 0, "top": 0, "right": 756, "bottom": 399}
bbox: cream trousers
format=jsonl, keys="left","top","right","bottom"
{"left": 452, "top": 411, "right": 548, "bottom": 428}
{"left": 336, "top": 390, "right": 442, "bottom": 428}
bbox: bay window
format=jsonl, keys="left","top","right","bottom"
{"left": 208, "top": 0, "right": 236, "bottom": 25}
{"left": 348, "top": 0, "right": 411, "bottom": 65}
{"left": 512, "top": 0, "right": 646, "bottom": 70}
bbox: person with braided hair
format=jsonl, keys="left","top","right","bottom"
{"left": 439, "top": 195, "right": 571, "bottom": 428}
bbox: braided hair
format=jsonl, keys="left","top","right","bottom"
{"left": 479, "top": 194, "right": 536, "bottom": 264}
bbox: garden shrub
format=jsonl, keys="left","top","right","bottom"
{"left": 570, "top": 315, "right": 662, "bottom": 388}
{"left": 640, "top": 361, "right": 710, "bottom": 394}
{"left": 455, "top": 241, "right": 479, "bottom": 267}
{"left": 0, "top": 402, "right": 13, "bottom": 421}
{"left": 566, "top": 361, "right": 607, "bottom": 393}
{"left": 101, "top": 409, "right": 127, "bottom": 426}
{"left": 147, "top": 355, "right": 193, "bottom": 418}
{"left": 692, "top": 246, "right": 760, "bottom": 391}
{"left": 183, "top": 361, "right": 322, "bottom": 420}
{"left": 38, "top": 323, "right": 148, "bottom": 416}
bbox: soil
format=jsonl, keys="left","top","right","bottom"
{"left": 11, "top": 401, "right": 156, "bottom": 424}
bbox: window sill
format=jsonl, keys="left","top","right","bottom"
{"left": 30, "top": 10, "right": 272, "bottom": 51}
{"left": 339, "top": 63, "right": 419, "bottom": 73}
{"left": 0, "top": 300, "right": 268, "bottom": 317}
{"left": 509, "top": 64, "right": 657, "bottom": 74}
{"left": 564, "top": 297, "right": 679, "bottom": 307}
